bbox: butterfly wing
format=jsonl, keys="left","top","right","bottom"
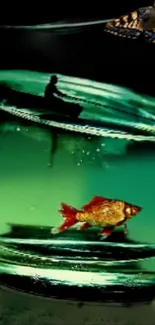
{"left": 104, "top": 10, "right": 143, "bottom": 39}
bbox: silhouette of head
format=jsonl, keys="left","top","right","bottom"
{"left": 50, "top": 75, "right": 58, "bottom": 84}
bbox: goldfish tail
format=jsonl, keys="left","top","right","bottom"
{"left": 51, "top": 203, "right": 79, "bottom": 235}
{"left": 59, "top": 202, "right": 79, "bottom": 219}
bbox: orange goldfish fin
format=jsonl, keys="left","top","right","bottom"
{"left": 116, "top": 221, "right": 127, "bottom": 235}
{"left": 52, "top": 217, "right": 78, "bottom": 234}
{"left": 99, "top": 226, "right": 114, "bottom": 238}
{"left": 78, "top": 222, "right": 91, "bottom": 231}
{"left": 52, "top": 203, "right": 79, "bottom": 235}
{"left": 82, "top": 196, "right": 108, "bottom": 211}
{"left": 59, "top": 203, "right": 79, "bottom": 219}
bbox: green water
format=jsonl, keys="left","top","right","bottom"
{"left": 1, "top": 70, "right": 155, "bottom": 291}
{"left": 1, "top": 128, "right": 155, "bottom": 243}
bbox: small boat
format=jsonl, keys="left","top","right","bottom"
{"left": 0, "top": 82, "right": 155, "bottom": 143}
{"left": 0, "top": 82, "right": 83, "bottom": 118}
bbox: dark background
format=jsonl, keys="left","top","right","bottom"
{"left": 0, "top": 0, "right": 154, "bottom": 96}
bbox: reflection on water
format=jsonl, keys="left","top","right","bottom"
{"left": 0, "top": 70, "right": 155, "bottom": 301}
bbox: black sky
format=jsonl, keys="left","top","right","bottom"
{"left": 0, "top": 1, "right": 151, "bottom": 25}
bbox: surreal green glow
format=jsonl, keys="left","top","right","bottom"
{"left": 0, "top": 70, "right": 155, "bottom": 141}
{"left": 1, "top": 70, "right": 155, "bottom": 300}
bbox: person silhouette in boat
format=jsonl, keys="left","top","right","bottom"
{"left": 44, "top": 74, "right": 83, "bottom": 117}
{"left": 44, "top": 75, "right": 67, "bottom": 106}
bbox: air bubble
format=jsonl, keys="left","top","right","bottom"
{"left": 30, "top": 205, "right": 36, "bottom": 211}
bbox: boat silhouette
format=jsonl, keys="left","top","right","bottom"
{"left": 0, "top": 81, "right": 155, "bottom": 144}
{"left": 0, "top": 82, "right": 83, "bottom": 119}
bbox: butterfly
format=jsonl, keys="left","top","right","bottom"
{"left": 104, "top": 1, "right": 155, "bottom": 43}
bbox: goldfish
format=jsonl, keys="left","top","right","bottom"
{"left": 52, "top": 196, "right": 142, "bottom": 238}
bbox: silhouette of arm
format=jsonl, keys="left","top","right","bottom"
{"left": 54, "top": 87, "right": 64, "bottom": 97}
{"left": 44, "top": 83, "right": 67, "bottom": 98}
{"left": 54, "top": 86, "right": 67, "bottom": 98}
